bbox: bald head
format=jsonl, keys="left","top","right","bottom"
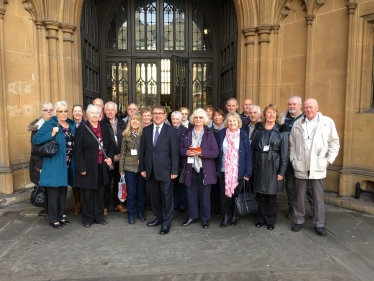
{"left": 93, "top": 98, "right": 104, "bottom": 110}
{"left": 304, "top": 98, "right": 319, "bottom": 120}
{"left": 242, "top": 98, "right": 253, "bottom": 115}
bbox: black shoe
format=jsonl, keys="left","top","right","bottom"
{"left": 138, "top": 213, "right": 146, "bottom": 221}
{"left": 50, "top": 222, "right": 62, "bottom": 229}
{"left": 285, "top": 207, "right": 294, "bottom": 219}
{"left": 95, "top": 220, "right": 107, "bottom": 225}
{"left": 182, "top": 218, "right": 197, "bottom": 226}
{"left": 128, "top": 215, "right": 135, "bottom": 224}
{"left": 83, "top": 223, "right": 91, "bottom": 227}
{"left": 231, "top": 216, "right": 238, "bottom": 226}
{"left": 160, "top": 226, "right": 170, "bottom": 235}
{"left": 267, "top": 225, "right": 275, "bottom": 231}
{"left": 255, "top": 221, "right": 264, "bottom": 228}
{"left": 315, "top": 226, "right": 327, "bottom": 236}
{"left": 220, "top": 216, "right": 229, "bottom": 228}
{"left": 59, "top": 220, "right": 70, "bottom": 225}
{"left": 147, "top": 220, "right": 162, "bottom": 227}
{"left": 202, "top": 220, "right": 209, "bottom": 229}
{"left": 291, "top": 223, "right": 303, "bottom": 232}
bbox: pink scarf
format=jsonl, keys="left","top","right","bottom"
{"left": 224, "top": 128, "right": 240, "bottom": 197}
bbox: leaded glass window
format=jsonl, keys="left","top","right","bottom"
{"left": 192, "top": 62, "right": 213, "bottom": 110}
{"left": 192, "top": 0, "right": 213, "bottom": 51}
{"left": 106, "top": 62, "right": 129, "bottom": 115}
{"left": 106, "top": 0, "right": 128, "bottom": 49}
{"left": 135, "top": 0, "right": 157, "bottom": 50}
{"left": 164, "top": 0, "right": 185, "bottom": 51}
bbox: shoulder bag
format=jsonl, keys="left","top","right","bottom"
{"left": 235, "top": 180, "right": 258, "bottom": 216}
{"left": 30, "top": 184, "right": 48, "bottom": 208}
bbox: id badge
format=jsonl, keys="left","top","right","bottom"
{"left": 187, "top": 157, "right": 194, "bottom": 164}
{"left": 131, "top": 149, "right": 137, "bottom": 155}
{"left": 263, "top": 145, "right": 270, "bottom": 152}
{"left": 114, "top": 135, "right": 118, "bottom": 143}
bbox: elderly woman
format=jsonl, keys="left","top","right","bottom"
{"left": 171, "top": 111, "right": 188, "bottom": 213}
{"left": 179, "top": 107, "right": 191, "bottom": 129}
{"left": 28, "top": 102, "right": 54, "bottom": 186}
{"left": 32, "top": 101, "right": 75, "bottom": 229}
{"left": 251, "top": 104, "right": 288, "bottom": 230}
{"left": 74, "top": 104, "right": 114, "bottom": 227}
{"left": 119, "top": 113, "right": 146, "bottom": 224}
{"left": 216, "top": 112, "right": 252, "bottom": 228}
{"left": 71, "top": 104, "right": 85, "bottom": 214}
{"left": 141, "top": 107, "right": 152, "bottom": 127}
{"left": 180, "top": 108, "right": 219, "bottom": 229}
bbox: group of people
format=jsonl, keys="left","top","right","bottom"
{"left": 28, "top": 95, "right": 340, "bottom": 237}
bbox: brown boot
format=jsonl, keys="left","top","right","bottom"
{"left": 114, "top": 204, "right": 127, "bottom": 213}
{"left": 73, "top": 187, "right": 82, "bottom": 214}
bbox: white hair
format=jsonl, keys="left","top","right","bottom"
{"left": 105, "top": 101, "right": 118, "bottom": 111}
{"left": 53, "top": 101, "right": 68, "bottom": 116}
{"left": 171, "top": 111, "right": 182, "bottom": 121}
{"left": 86, "top": 104, "right": 101, "bottom": 114}
{"left": 40, "top": 102, "right": 53, "bottom": 118}
{"left": 287, "top": 95, "right": 302, "bottom": 105}
{"left": 190, "top": 108, "right": 210, "bottom": 126}
{"left": 249, "top": 105, "right": 261, "bottom": 113}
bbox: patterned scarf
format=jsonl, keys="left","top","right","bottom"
{"left": 192, "top": 127, "right": 204, "bottom": 172}
{"left": 132, "top": 131, "right": 137, "bottom": 138}
{"left": 224, "top": 128, "right": 240, "bottom": 197}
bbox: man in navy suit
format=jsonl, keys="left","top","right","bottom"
{"left": 139, "top": 105, "right": 179, "bottom": 235}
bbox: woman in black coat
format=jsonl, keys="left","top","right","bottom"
{"left": 251, "top": 104, "right": 288, "bottom": 231}
{"left": 74, "top": 104, "right": 114, "bottom": 227}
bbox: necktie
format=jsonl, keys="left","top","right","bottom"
{"left": 154, "top": 126, "right": 160, "bottom": 147}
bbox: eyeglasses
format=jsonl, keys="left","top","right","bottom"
{"left": 152, "top": 112, "right": 165, "bottom": 115}
{"left": 57, "top": 110, "right": 69, "bottom": 114}
{"left": 43, "top": 109, "right": 53, "bottom": 112}
{"left": 194, "top": 116, "right": 204, "bottom": 119}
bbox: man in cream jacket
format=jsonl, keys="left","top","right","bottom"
{"left": 290, "top": 98, "right": 340, "bottom": 236}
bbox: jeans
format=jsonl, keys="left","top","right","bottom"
{"left": 124, "top": 170, "right": 146, "bottom": 216}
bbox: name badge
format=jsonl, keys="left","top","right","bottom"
{"left": 114, "top": 135, "right": 118, "bottom": 142}
{"left": 263, "top": 145, "right": 270, "bottom": 152}
{"left": 99, "top": 142, "right": 103, "bottom": 150}
{"left": 131, "top": 149, "right": 137, "bottom": 155}
{"left": 187, "top": 157, "right": 194, "bottom": 164}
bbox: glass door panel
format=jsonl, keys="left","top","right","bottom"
{"left": 135, "top": 61, "right": 158, "bottom": 109}
{"left": 106, "top": 61, "right": 129, "bottom": 116}
{"left": 191, "top": 62, "right": 213, "bottom": 110}
{"left": 171, "top": 56, "right": 188, "bottom": 111}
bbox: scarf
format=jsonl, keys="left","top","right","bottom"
{"left": 192, "top": 127, "right": 204, "bottom": 172}
{"left": 131, "top": 131, "right": 138, "bottom": 138}
{"left": 212, "top": 122, "right": 225, "bottom": 132}
{"left": 224, "top": 128, "right": 240, "bottom": 197}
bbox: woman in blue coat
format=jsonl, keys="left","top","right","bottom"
{"left": 216, "top": 112, "right": 252, "bottom": 228}
{"left": 32, "top": 101, "right": 75, "bottom": 229}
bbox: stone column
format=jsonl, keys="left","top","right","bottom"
{"left": 305, "top": 15, "right": 315, "bottom": 98}
{"left": 340, "top": 2, "right": 358, "bottom": 196}
{"left": 242, "top": 27, "right": 257, "bottom": 104}
{"left": 0, "top": 5, "right": 13, "bottom": 194}
{"left": 257, "top": 24, "right": 273, "bottom": 108}
{"left": 44, "top": 21, "right": 61, "bottom": 103}
{"left": 61, "top": 24, "right": 76, "bottom": 105}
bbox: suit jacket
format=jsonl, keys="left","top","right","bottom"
{"left": 73, "top": 120, "right": 114, "bottom": 189}
{"left": 138, "top": 123, "right": 179, "bottom": 181}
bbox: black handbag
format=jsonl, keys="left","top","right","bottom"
{"left": 30, "top": 184, "right": 48, "bottom": 208}
{"left": 235, "top": 180, "right": 257, "bottom": 216}
{"left": 179, "top": 167, "right": 186, "bottom": 183}
{"left": 32, "top": 140, "right": 59, "bottom": 157}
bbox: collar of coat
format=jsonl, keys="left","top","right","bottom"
{"left": 254, "top": 122, "right": 288, "bottom": 132}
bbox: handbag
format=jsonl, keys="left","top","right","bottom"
{"left": 83, "top": 123, "right": 115, "bottom": 170}
{"left": 235, "top": 180, "right": 258, "bottom": 216}
{"left": 32, "top": 140, "right": 59, "bottom": 157}
{"left": 118, "top": 175, "right": 127, "bottom": 202}
{"left": 30, "top": 184, "right": 48, "bottom": 208}
{"left": 179, "top": 163, "right": 186, "bottom": 184}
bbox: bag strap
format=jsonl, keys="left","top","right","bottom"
{"left": 82, "top": 122, "right": 110, "bottom": 160}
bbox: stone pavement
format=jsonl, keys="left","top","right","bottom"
{"left": 0, "top": 191, "right": 374, "bottom": 281}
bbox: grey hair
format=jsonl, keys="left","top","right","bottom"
{"left": 40, "top": 102, "right": 53, "bottom": 118}
{"left": 287, "top": 95, "right": 302, "bottom": 105}
{"left": 190, "top": 108, "right": 210, "bottom": 126}
{"left": 226, "top": 97, "right": 238, "bottom": 105}
{"left": 86, "top": 104, "right": 101, "bottom": 114}
{"left": 53, "top": 101, "right": 68, "bottom": 116}
{"left": 104, "top": 101, "right": 118, "bottom": 111}
{"left": 224, "top": 112, "right": 243, "bottom": 128}
{"left": 171, "top": 111, "right": 182, "bottom": 121}
{"left": 249, "top": 105, "right": 261, "bottom": 114}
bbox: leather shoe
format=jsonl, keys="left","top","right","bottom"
{"left": 83, "top": 223, "right": 91, "bottom": 227}
{"left": 128, "top": 215, "right": 135, "bottom": 224}
{"left": 114, "top": 204, "right": 127, "bottom": 213}
{"left": 231, "top": 216, "right": 238, "bottom": 226}
{"left": 138, "top": 213, "right": 146, "bottom": 221}
{"left": 220, "top": 216, "right": 229, "bottom": 228}
{"left": 147, "top": 220, "right": 162, "bottom": 227}
{"left": 202, "top": 220, "right": 209, "bottom": 229}
{"left": 255, "top": 221, "right": 264, "bottom": 228}
{"left": 50, "top": 222, "right": 62, "bottom": 229}
{"left": 291, "top": 223, "right": 303, "bottom": 232}
{"left": 182, "top": 218, "right": 197, "bottom": 226}
{"left": 59, "top": 220, "right": 70, "bottom": 225}
{"left": 95, "top": 220, "right": 107, "bottom": 225}
{"left": 315, "top": 226, "right": 327, "bottom": 236}
{"left": 160, "top": 226, "right": 170, "bottom": 235}
{"left": 267, "top": 225, "right": 275, "bottom": 231}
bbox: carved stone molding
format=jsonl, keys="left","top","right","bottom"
{"left": 257, "top": 25, "right": 273, "bottom": 43}
{"left": 280, "top": 3, "right": 291, "bottom": 22}
{"left": 44, "top": 21, "right": 61, "bottom": 40}
{"left": 346, "top": 2, "right": 358, "bottom": 15}
{"left": 242, "top": 27, "right": 256, "bottom": 45}
{"left": 273, "top": 25, "right": 280, "bottom": 35}
{"left": 305, "top": 14, "right": 315, "bottom": 25}
{"left": 61, "top": 24, "right": 76, "bottom": 42}
{"left": 35, "top": 20, "right": 42, "bottom": 30}
{"left": 0, "top": 8, "right": 5, "bottom": 19}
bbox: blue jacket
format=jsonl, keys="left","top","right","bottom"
{"left": 32, "top": 116, "right": 76, "bottom": 188}
{"left": 216, "top": 128, "right": 253, "bottom": 179}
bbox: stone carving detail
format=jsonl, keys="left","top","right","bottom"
{"left": 346, "top": 3, "right": 358, "bottom": 15}
{"left": 273, "top": 25, "right": 280, "bottom": 35}
{"left": 305, "top": 14, "right": 315, "bottom": 25}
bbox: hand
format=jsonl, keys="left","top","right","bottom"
{"left": 51, "top": 127, "right": 59, "bottom": 137}
{"left": 104, "top": 158, "right": 112, "bottom": 166}
{"left": 187, "top": 150, "right": 200, "bottom": 157}
{"left": 120, "top": 172, "right": 125, "bottom": 177}
{"left": 114, "top": 154, "right": 120, "bottom": 162}
{"left": 81, "top": 171, "right": 86, "bottom": 175}
{"left": 141, "top": 171, "right": 146, "bottom": 178}
{"left": 243, "top": 176, "right": 249, "bottom": 181}
{"left": 277, "top": 174, "right": 284, "bottom": 181}
{"left": 326, "top": 161, "right": 330, "bottom": 168}
{"left": 171, "top": 174, "right": 178, "bottom": 179}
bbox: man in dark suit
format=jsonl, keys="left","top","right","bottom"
{"left": 139, "top": 105, "right": 179, "bottom": 235}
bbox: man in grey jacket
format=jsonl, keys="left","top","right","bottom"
{"left": 289, "top": 99, "right": 340, "bottom": 236}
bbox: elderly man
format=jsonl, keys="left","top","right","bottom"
{"left": 247, "top": 104, "right": 261, "bottom": 140}
{"left": 290, "top": 98, "right": 340, "bottom": 236}
{"left": 226, "top": 97, "right": 249, "bottom": 127}
{"left": 93, "top": 98, "right": 104, "bottom": 120}
{"left": 103, "top": 101, "right": 128, "bottom": 215}
{"left": 123, "top": 103, "right": 139, "bottom": 124}
{"left": 240, "top": 98, "right": 252, "bottom": 121}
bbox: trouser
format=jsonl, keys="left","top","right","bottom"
{"left": 47, "top": 186, "right": 67, "bottom": 224}
{"left": 148, "top": 170, "right": 174, "bottom": 228}
{"left": 186, "top": 169, "right": 211, "bottom": 221}
{"left": 211, "top": 182, "right": 221, "bottom": 208}
{"left": 294, "top": 178, "right": 325, "bottom": 227}
{"left": 218, "top": 172, "right": 242, "bottom": 216}
{"left": 81, "top": 164, "right": 105, "bottom": 225}
{"left": 104, "top": 163, "right": 121, "bottom": 209}
{"left": 255, "top": 193, "right": 277, "bottom": 226}
{"left": 174, "top": 176, "right": 187, "bottom": 210}
{"left": 125, "top": 170, "right": 146, "bottom": 216}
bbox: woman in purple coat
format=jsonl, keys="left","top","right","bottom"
{"left": 179, "top": 108, "right": 219, "bottom": 229}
